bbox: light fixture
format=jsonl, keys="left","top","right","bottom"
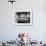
{"left": 8, "top": 0, "right": 16, "bottom": 4}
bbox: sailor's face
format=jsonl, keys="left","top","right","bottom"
{"left": 20, "top": 14, "right": 25, "bottom": 18}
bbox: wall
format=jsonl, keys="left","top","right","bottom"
{"left": 0, "top": 0, "right": 46, "bottom": 41}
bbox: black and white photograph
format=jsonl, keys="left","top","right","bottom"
{"left": 15, "top": 11, "right": 32, "bottom": 26}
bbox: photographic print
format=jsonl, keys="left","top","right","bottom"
{"left": 15, "top": 10, "right": 32, "bottom": 26}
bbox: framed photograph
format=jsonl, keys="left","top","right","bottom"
{"left": 15, "top": 10, "right": 33, "bottom": 26}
